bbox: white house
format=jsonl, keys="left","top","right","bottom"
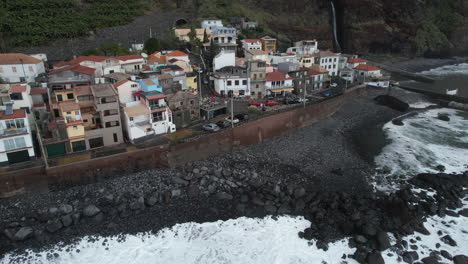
{"left": 241, "top": 39, "right": 262, "bottom": 51}
{"left": 53, "top": 56, "right": 123, "bottom": 77}
{"left": 122, "top": 91, "right": 175, "bottom": 142}
{"left": 0, "top": 53, "right": 46, "bottom": 83}
{"left": 0, "top": 108, "right": 35, "bottom": 165}
{"left": 286, "top": 40, "right": 318, "bottom": 55}
{"left": 314, "top": 51, "right": 341, "bottom": 76}
{"left": 245, "top": 49, "right": 270, "bottom": 62}
{"left": 347, "top": 58, "right": 367, "bottom": 69}
{"left": 298, "top": 55, "right": 314, "bottom": 68}
{"left": 201, "top": 20, "right": 223, "bottom": 30}
{"left": 165, "top": 50, "right": 190, "bottom": 64}
{"left": 271, "top": 54, "right": 298, "bottom": 65}
{"left": 211, "top": 72, "right": 250, "bottom": 97}
{"left": 265, "top": 71, "right": 294, "bottom": 96}
{"left": 354, "top": 64, "right": 382, "bottom": 79}
{"left": 113, "top": 80, "right": 141, "bottom": 106}
{"left": 213, "top": 50, "right": 236, "bottom": 71}
{"left": 115, "top": 55, "right": 146, "bottom": 74}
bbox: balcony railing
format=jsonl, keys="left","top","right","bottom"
{"left": 0, "top": 127, "right": 28, "bottom": 137}
{"left": 150, "top": 105, "right": 165, "bottom": 110}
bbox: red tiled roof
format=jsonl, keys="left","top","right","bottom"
{"left": 354, "top": 64, "right": 380, "bottom": 71}
{"left": 113, "top": 80, "right": 128, "bottom": 88}
{"left": 146, "top": 94, "right": 166, "bottom": 100}
{"left": 59, "top": 101, "right": 80, "bottom": 112}
{"left": 9, "top": 85, "right": 26, "bottom": 93}
{"left": 49, "top": 64, "right": 96, "bottom": 75}
{"left": 243, "top": 39, "right": 261, "bottom": 43}
{"left": 348, "top": 58, "right": 367, "bottom": 63}
{"left": 265, "top": 72, "right": 293, "bottom": 81}
{"left": 0, "top": 53, "right": 42, "bottom": 65}
{"left": 0, "top": 109, "right": 26, "bottom": 120}
{"left": 30, "top": 88, "right": 48, "bottom": 95}
{"left": 53, "top": 56, "right": 109, "bottom": 67}
{"left": 73, "top": 85, "right": 93, "bottom": 96}
{"left": 115, "top": 54, "right": 143, "bottom": 61}
{"left": 166, "top": 50, "right": 188, "bottom": 57}
{"left": 308, "top": 68, "right": 322, "bottom": 76}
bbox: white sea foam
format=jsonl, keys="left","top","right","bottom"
{"left": 420, "top": 63, "right": 468, "bottom": 76}
{"left": 409, "top": 102, "right": 437, "bottom": 109}
{"left": 373, "top": 108, "right": 468, "bottom": 191}
{"left": 0, "top": 216, "right": 357, "bottom": 264}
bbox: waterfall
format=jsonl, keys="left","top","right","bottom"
{"left": 330, "top": 1, "right": 342, "bottom": 52}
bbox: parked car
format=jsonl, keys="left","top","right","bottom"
{"left": 322, "top": 91, "right": 333, "bottom": 97}
{"left": 202, "top": 123, "right": 220, "bottom": 132}
{"left": 264, "top": 100, "right": 279, "bottom": 106}
{"left": 216, "top": 120, "right": 231, "bottom": 128}
{"left": 248, "top": 101, "right": 262, "bottom": 106}
{"left": 330, "top": 83, "right": 338, "bottom": 88}
{"left": 235, "top": 113, "right": 249, "bottom": 121}
{"left": 283, "top": 98, "right": 300, "bottom": 104}
{"left": 225, "top": 116, "right": 240, "bottom": 124}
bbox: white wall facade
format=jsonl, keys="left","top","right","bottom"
{"left": 319, "top": 56, "right": 340, "bottom": 76}
{"left": 213, "top": 76, "right": 251, "bottom": 96}
{"left": 241, "top": 41, "right": 262, "bottom": 50}
{"left": 0, "top": 62, "right": 45, "bottom": 83}
{"left": 115, "top": 81, "right": 140, "bottom": 106}
{"left": 213, "top": 50, "right": 236, "bottom": 71}
{"left": 271, "top": 55, "right": 298, "bottom": 65}
{"left": 201, "top": 20, "right": 223, "bottom": 30}
{"left": 0, "top": 115, "right": 35, "bottom": 164}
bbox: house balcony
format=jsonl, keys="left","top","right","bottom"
{"left": 0, "top": 127, "right": 28, "bottom": 137}
{"left": 149, "top": 105, "right": 166, "bottom": 111}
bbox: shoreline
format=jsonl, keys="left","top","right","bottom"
{"left": 1, "top": 87, "right": 465, "bottom": 260}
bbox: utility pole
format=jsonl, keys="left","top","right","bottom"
{"left": 303, "top": 82, "right": 306, "bottom": 109}
{"left": 231, "top": 95, "right": 234, "bottom": 128}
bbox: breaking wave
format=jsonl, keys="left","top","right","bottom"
{"left": 420, "top": 63, "right": 468, "bottom": 76}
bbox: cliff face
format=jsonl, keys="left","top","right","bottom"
{"left": 183, "top": 0, "right": 468, "bottom": 57}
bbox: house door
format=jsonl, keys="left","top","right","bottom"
{"left": 258, "top": 92, "right": 262, "bottom": 99}
{"left": 71, "top": 140, "right": 86, "bottom": 152}
{"left": 46, "top": 143, "right": 67, "bottom": 157}
{"left": 7, "top": 150, "right": 31, "bottom": 164}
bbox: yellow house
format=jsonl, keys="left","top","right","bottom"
{"left": 298, "top": 55, "right": 314, "bottom": 68}
{"left": 54, "top": 90, "right": 75, "bottom": 102}
{"left": 186, "top": 74, "right": 198, "bottom": 91}
{"left": 175, "top": 28, "right": 211, "bottom": 42}
{"left": 59, "top": 101, "right": 87, "bottom": 152}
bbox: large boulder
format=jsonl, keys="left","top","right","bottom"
{"left": 453, "top": 255, "right": 468, "bottom": 264}
{"left": 83, "top": 205, "right": 101, "bottom": 217}
{"left": 13, "top": 227, "right": 34, "bottom": 241}
{"left": 367, "top": 251, "right": 385, "bottom": 264}
{"left": 376, "top": 231, "right": 391, "bottom": 250}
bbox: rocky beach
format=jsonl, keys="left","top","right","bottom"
{"left": 1, "top": 86, "right": 468, "bottom": 263}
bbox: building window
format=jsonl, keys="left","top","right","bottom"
{"left": 152, "top": 112, "right": 163, "bottom": 122}
{"left": 10, "top": 93, "right": 23, "bottom": 100}
{"left": 129, "top": 117, "right": 134, "bottom": 121}
{"left": 253, "top": 74, "right": 257, "bottom": 80}
{"left": 67, "top": 93, "right": 74, "bottom": 100}
{"left": 227, "top": 80, "right": 232, "bottom": 86}
{"left": 12, "top": 67, "right": 17, "bottom": 73}
{"left": 131, "top": 84, "right": 138, "bottom": 88}
{"left": 242, "top": 80, "right": 247, "bottom": 85}
{"left": 256, "top": 84, "right": 259, "bottom": 88}
{"left": 57, "top": 94, "right": 63, "bottom": 102}
{"left": 105, "top": 121, "right": 120, "bottom": 128}
{"left": 3, "top": 139, "right": 15, "bottom": 150}
{"left": 104, "top": 109, "right": 118, "bottom": 116}
{"left": 73, "top": 126, "right": 78, "bottom": 130}
{"left": 190, "top": 100, "right": 194, "bottom": 105}
{"left": 251, "top": 92, "right": 255, "bottom": 95}
{"left": 113, "top": 133, "right": 118, "bottom": 142}
{"left": 28, "top": 66, "right": 34, "bottom": 72}
{"left": 66, "top": 111, "right": 71, "bottom": 115}
{"left": 180, "top": 101, "right": 184, "bottom": 106}
{"left": 5, "top": 119, "right": 25, "bottom": 129}
{"left": 235, "top": 80, "right": 239, "bottom": 85}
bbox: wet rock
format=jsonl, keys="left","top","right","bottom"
{"left": 367, "top": 251, "right": 385, "bottom": 264}
{"left": 240, "top": 194, "right": 249, "bottom": 203}
{"left": 187, "top": 185, "right": 200, "bottom": 198}
{"left": 264, "top": 205, "right": 277, "bottom": 214}
{"left": 440, "top": 250, "right": 452, "bottom": 260}
{"left": 440, "top": 234, "right": 457, "bottom": 246}
{"left": 83, "top": 205, "right": 101, "bottom": 217}
{"left": 277, "top": 205, "right": 292, "bottom": 214}
{"left": 376, "top": 231, "right": 391, "bottom": 250}
{"left": 421, "top": 255, "right": 439, "bottom": 264}
{"left": 435, "top": 165, "right": 446, "bottom": 172}
{"left": 355, "top": 235, "right": 368, "bottom": 244}
{"left": 362, "top": 224, "right": 377, "bottom": 236}
{"left": 252, "top": 197, "right": 265, "bottom": 206}
{"left": 3, "top": 228, "right": 15, "bottom": 240}
{"left": 192, "top": 168, "right": 200, "bottom": 174}
{"left": 294, "top": 187, "right": 306, "bottom": 199}
{"left": 403, "top": 251, "right": 419, "bottom": 263}
{"left": 453, "top": 255, "right": 468, "bottom": 264}
{"left": 437, "top": 113, "right": 450, "bottom": 121}
{"left": 392, "top": 119, "right": 404, "bottom": 126}
{"left": 145, "top": 193, "right": 159, "bottom": 207}
{"left": 13, "top": 227, "right": 34, "bottom": 241}
{"left": 215, "top": 192, "right": 233, "bottom": 200}
{"left": 459, "top": 209, "right": 468, "bottom": 217}
{"left": 46, "top": 219, "right": 63, "bottom": 233}
{"left": 61, "top": 215, "right": 73, "bottom": 227}
{"left": 92, "top": 212, "right": 104, "bottom": 223}
{"left": 236, "top": 204, "right": 246, "bottom": 213}
{"left": 59, "top": 204, "right": 73, "bottom": 215}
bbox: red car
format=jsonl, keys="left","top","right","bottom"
{"left": 248, "top": 101, "right": 262, "bottom": 106}
{"left": 264, "top": 100, "right": 279, "bottom": 106}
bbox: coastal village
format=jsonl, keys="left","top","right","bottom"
{"left": 0, "top": 18, "right": 387, "bottom": 167}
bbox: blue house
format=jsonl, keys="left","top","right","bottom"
{"left": 137, "top": 77, "right": 163, "bottom": 93}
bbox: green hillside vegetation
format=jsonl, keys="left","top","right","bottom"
{"left": 0, "top": 0, "right": 145, "bottom": 48}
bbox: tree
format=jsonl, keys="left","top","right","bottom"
{"left": 81, "top": 49, "right": 100, "bottom": 56}
{"left": 144, "top": 38, "right": 161, "bottom": 54}
{"left": 203, "top": 28, "right": 209, "bottom": 43}
{"left": 97, "top": 41, "right": 129, "bottom": 56}
{"left": 188, "top": 24, "right": 197, "bottom": 42}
